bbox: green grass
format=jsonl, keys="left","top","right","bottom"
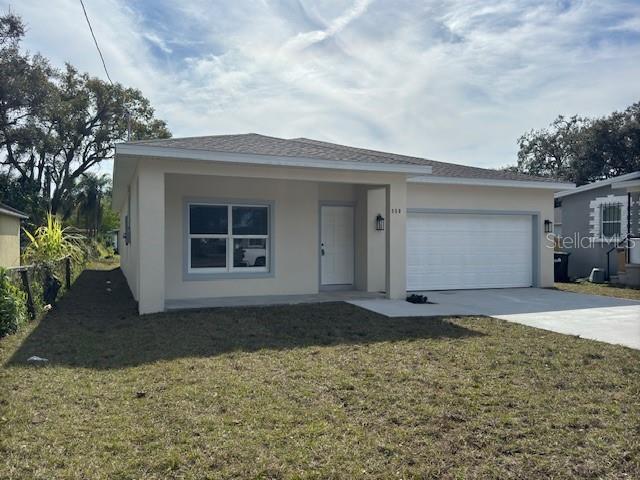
{"left": 555, "top": 281, "right": 640, "bottom": 301}
{"left": 1, "top": 268, "right": 639, "bottom": 479}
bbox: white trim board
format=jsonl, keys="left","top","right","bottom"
{"left": 408, "top": 175, "right": 573, "bottom": 190}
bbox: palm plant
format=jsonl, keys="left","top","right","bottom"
{"left": 75, "top": 173, "right": 110, "bottom": 238}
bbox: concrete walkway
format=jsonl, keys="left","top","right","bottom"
{"left": 166, "top": 290, "right": 383, "bottom": 310}
{"left": 349, "top": 288, "right": 640, "bottom": 350}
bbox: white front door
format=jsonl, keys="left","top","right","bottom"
{"left": 321, "top": 205, "right": 354, "bottom": 285}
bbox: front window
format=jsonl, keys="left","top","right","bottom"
{"left": 188, "top": 203, "right": 269, "bottom": 273}
{"left": 601, "top": 203, "right": 622, "bottom": 238}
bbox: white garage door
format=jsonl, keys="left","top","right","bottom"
{"left": 407, "top": 213, "right": 533, "bottom": 291}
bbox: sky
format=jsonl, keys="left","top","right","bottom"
{"left": 4, "top": 0, "right": 640, "bottom": 175}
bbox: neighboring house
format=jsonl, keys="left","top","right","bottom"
{"left": 554, "top": 171, "right": 640, "bottom": 283}
{"left": 0, "top": 202, "right": 28, "bottom": 268}
{"left": 108, "top": 229, "right": 119, "bottom": 254}
{"left": 112, "top": 134, "right": 572, "bottom": 314}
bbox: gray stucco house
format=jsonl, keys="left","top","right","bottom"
{"left": 554, "top": 171, "right": 640, "bottom": 285}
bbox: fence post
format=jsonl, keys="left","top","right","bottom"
{"left": 19, "top": 269, "right": 36, "bottom": 320}
{"left": 65, "top": 257, "right": 72, "bottom": 290}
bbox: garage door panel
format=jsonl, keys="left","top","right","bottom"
{"left": 407, "top": 213, "right": 533, "bottom": 291}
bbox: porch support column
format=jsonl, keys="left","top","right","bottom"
{"left": 385, "top": 180, "right": 407, "bottom": 299}
{"left": 137, "top": 164, "right": 165, "bottom": 314}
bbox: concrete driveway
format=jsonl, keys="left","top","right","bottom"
{"left": 348, "top": 288, "right": 640, "bottom": 350}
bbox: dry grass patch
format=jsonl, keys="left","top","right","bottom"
{"left": 555, "top": 281, "right": 640, "bottom": 301}
{"left": 1, "top": 268, "right": 639, "bottom": 479}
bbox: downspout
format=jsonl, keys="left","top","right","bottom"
{"left": 628, "top": 192, "right": 632, "bottom": 264}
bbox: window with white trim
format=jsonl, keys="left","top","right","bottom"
{"left": 188, "top": 203, "right": 269, "bottom": 273}
{"left": 601, "top": 203, "right": 622, "bottom": 238}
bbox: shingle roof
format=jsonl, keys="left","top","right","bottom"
{"left": 127, "top": 133, "right": 561, "bottom": 183}
{"left": 0, "top": 202, "right": 28, "bottom": 219}
{"left": 555, "top": 171, "right": 640, "bottom": 198}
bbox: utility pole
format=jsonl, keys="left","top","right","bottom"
{"left": 125, "top": 109, "right": 132, "bottom": 141}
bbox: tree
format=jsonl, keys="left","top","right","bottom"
{"left": 41, "top": 64, "right": 171, "bottom": 214}
{"left": 0, "top": 13, "right": 53, "bottom": 222}
{"left": 515, "top": 116, "right": 585, "bottom": 182}
{"left": 0, "top": 12, "right": 23, "bottom": 46}
{"left": 0, "top": 12, "right": 171, "bottom": 220}
{"left": 74, "top": 173, "right": 110, "bottom": 237}
{"left": 511, "top": 102, "right": 640, "bottom": 185}
{"left": 100, "top": 200, "right": 119, "bottom": 234}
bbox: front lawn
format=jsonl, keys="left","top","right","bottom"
{"left": 555, "top": 281, "right": 640, "bottom": 301}
{"left": 1, "top": 268, "right": 639, "bottom": 479}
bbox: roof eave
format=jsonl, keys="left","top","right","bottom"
{"left": 112, "top": 154, "right": 140, "bottom": 212}
{"left": 612, "top": 179, "right": 640, "bottom": 192}
{"left": 115, "top": 143, "right": 434, "bottom": 176}
{"left": 555, "top": 171, "right": 640, "bottom": 198}
{"left": 0, "top": 206, "right": 28, "bottom": 219}
{"left": 408, "top": 175, "right": 574, "bottom": 191}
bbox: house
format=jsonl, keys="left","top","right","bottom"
{"left": 107, "top": 229, "right": 119, "bottom": 254}
{"left": 112, "top": 134, "right": 573, "bottom": 314}
{"left": 554, "top": 171, "right": 640, "bottom": 284}
{"left": 0, "top": 202, "right": 28, "bottom": 268}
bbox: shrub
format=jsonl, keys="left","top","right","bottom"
{"left": 23, "top": 213, "right": 85, "bottom": 264}
{"left": 0, "top": 268, "right": 28, "bottom": 338}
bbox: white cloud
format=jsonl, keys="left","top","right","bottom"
{"left": 3, "top": 0, "right": 640, "bottom": 174}
{"left": 142, "top": 31, "right": 172, "bottom": 54}
{"left": 280, "top": 0, "right": 371, "bottom": 53}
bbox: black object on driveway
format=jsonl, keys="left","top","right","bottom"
{"left": 406, "top": 294, "right": 430, "bottom": 304}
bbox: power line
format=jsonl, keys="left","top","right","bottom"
{"left": 79, "top": 0, "right": 114, "bottom": 85}
{"left": 78, "top": 0, "right": 132, "bottom": 140}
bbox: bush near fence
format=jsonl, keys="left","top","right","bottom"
{"left": 0, "top": 269, "right": 28, "bottom": 337}
{"left": 0, "top": 255, "right": 86, "bottom": 338}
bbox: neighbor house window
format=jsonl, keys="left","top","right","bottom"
{"left": 601, "top": 203, "right": 622, "bottom": 238}
{"left": 188, "top": 203, "right": 269, "bottom": 273}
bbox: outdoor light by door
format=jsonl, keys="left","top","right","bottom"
{"left": 544, "top": 219, "right": 553, "bottom": 233}
{"left": 376, "top": 214, "right": 385, "bottom": 231}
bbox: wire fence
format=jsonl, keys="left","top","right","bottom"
{"left": 6, "top": 256, "right": 85, "bottom": 319}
